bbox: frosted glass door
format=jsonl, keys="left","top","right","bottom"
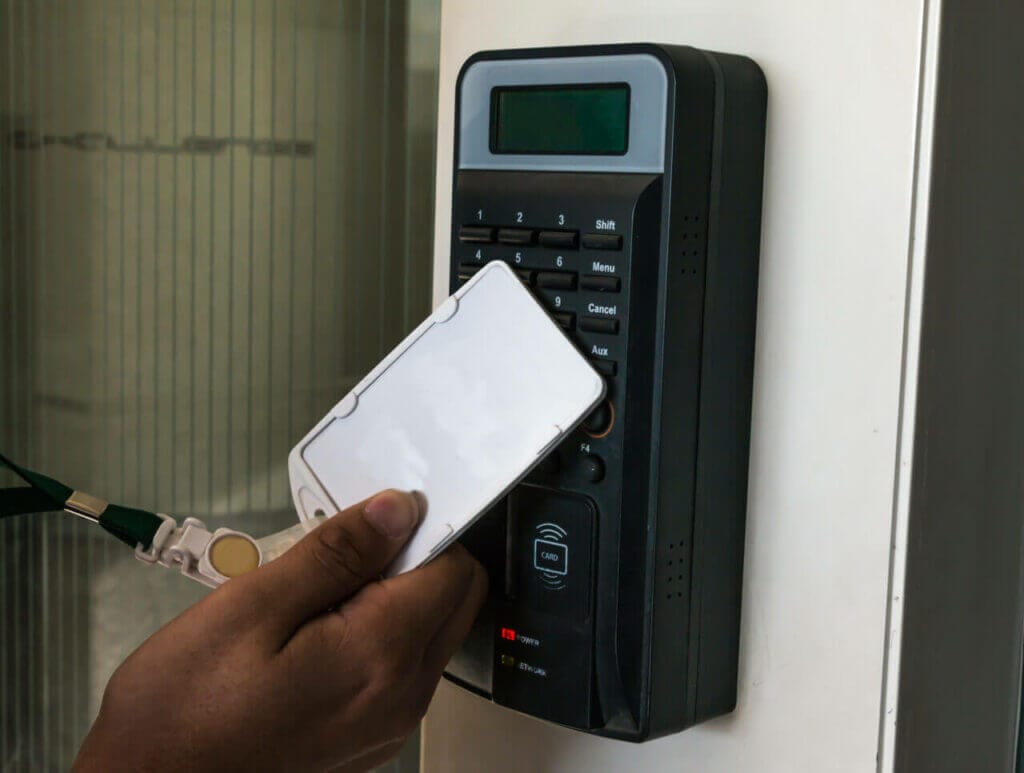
{"left": 0, "top": 1, "right": 441, "bottom": 769}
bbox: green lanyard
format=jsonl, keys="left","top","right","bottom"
{"left": 0, "top": 452, "right": 164, "bottom": 550}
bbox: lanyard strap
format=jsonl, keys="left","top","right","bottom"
{"left": 0, "top": 452, "right": 164, "bottom": 550}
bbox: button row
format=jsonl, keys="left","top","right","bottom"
{"left": 458, "top": 264, "right": 620, "bottom": 295}
{"left": 459, "top": 224, "right": 621, "bottom": 251}
{"left": 459, "top": 263, "right": 622, "bottom": 295}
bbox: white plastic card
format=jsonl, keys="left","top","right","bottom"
{"left": 288, "top": 260, "right": 606, "bottom": 576}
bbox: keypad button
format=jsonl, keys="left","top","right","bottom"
{"left": 552, "top": 311, "right": 575, "bottom": 331}
{"left": 581, "top": 454, "right": 605, "bottom": 483}
{"left": 581, "top": 401, "right": 613, "bottom": 435}
{"left": 459, "top": 225, "right": 495, "bottom": 243}
{"left": 497, "top": 227, "right": 535, "bottom": 245}
{"left": 589, "top": 358, "right": 617, "bottom": 377}
{"left": 580, "top": 274, "right": 621, "bottom": 292}
{"left": 535, "top": 271, "right": 577, "bottom": 290}
{"left": 580, "top": 316, "right": 619, "bottom": 334}
{"left": 538, "top": 230, "right": 578, "bottom": 249}
{"left": 457, "top": 262, "right": 482, "bottom": 281}
{"left": 514, "top": 268, "right": 534, "bottom": 284}
{"left": 581, "top": 233, "right": 622, "bottom": 251}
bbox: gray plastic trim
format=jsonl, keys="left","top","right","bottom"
{"left": 458, "top": 54, "right": 669, "bottom": 173}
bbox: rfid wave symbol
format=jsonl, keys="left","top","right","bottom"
{"left": 533, "top": 522, "right": 569, "bottom": 590}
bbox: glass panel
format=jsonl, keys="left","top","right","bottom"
{"left": 0, "top": 1, "right": 441, "bottom": 769}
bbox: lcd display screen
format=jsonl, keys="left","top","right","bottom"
{"left": 490, "top": 83, "right": 630, "bottom": 155}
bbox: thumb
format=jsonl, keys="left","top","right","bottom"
{"left": 253, "top": 489, "right": 423, "bottom": 641}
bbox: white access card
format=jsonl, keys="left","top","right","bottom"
{"left": 288, "top": 260, "right": 606, "bottom": 576}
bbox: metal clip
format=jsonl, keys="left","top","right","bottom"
{"left": 64, "top": 490, "right": 109, "bottom": 523}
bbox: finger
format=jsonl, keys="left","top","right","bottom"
{"left": 342, "top": 543, "right": 480, "bottom": 664}
{"left": 422, "top": 555, "right": 489, "bottom": 675}
{"left": 253, "top": 489, "right": 422, "bottom": 641}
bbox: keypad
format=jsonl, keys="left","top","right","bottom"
{"left": 458, "top": 221, "right": 623, "bottom": 385}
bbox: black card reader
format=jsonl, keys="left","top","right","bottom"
{"left": 445, "top": 42, "right": 767, "bottom": 741}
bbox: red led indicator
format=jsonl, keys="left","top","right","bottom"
{"left": 500, "top": 627, "right": 516, "bottom": 641}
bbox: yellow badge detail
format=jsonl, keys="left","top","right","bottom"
{"left": 209, "top": 534, "right": 260, "bottom": 578}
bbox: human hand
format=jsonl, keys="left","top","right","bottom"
{"left": 73, "top": 490, "right": 488, "bottom": 772}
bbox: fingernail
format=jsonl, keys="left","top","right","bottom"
{"left": 363, "top": 491, "right": 419, "bottom": 539}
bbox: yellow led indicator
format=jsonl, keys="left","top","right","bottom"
{"left": 208, "top": 534, "right": 261, "bottom": 578}
{"left": 500, "top": 654, "right": 516, "bottom": 668}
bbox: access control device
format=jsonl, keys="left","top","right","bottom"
{"left": 445, "top": 43, "right": 767, "bottom": 740}
{"left": 287, "top": 260, "right": 606, "bottom": 576}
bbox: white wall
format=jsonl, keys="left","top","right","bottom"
{"left": 425, "top": 1, "right": 931, "bottom": 770}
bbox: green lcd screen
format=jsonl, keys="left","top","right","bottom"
{"left": 490, "top": 83, "right": 630, "bottom": 155}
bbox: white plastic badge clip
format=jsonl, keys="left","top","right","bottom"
{"left": 135, "top": 515, "right": 320, "bottom": 588}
